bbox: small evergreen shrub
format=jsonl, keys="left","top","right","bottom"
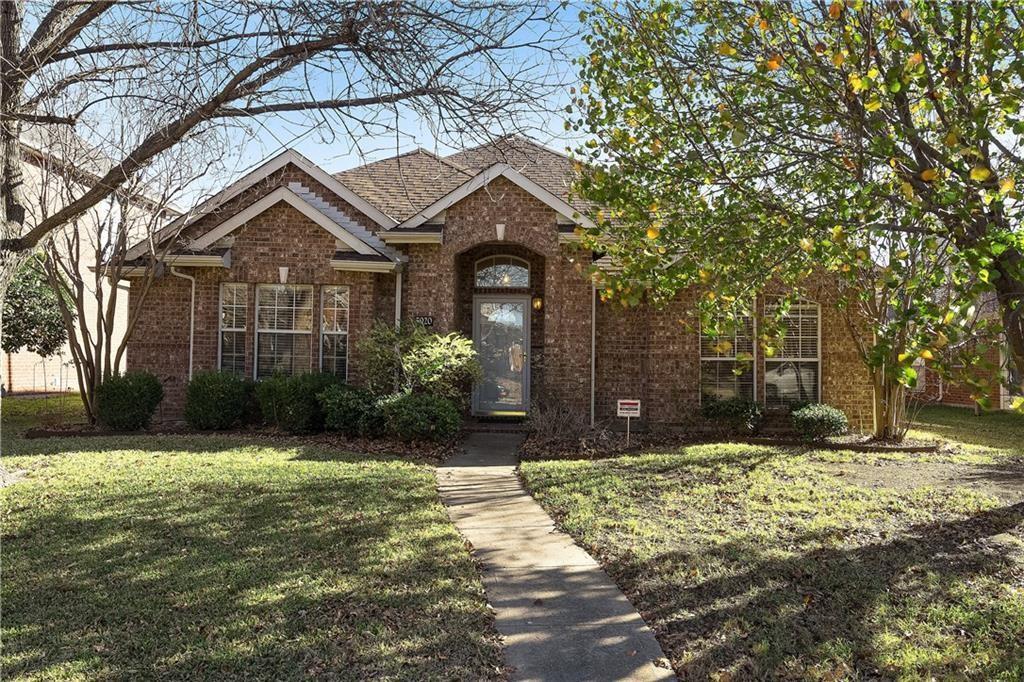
{"left": 381, "top": 392, "right": 461, "bottom": 442}
{"left": 278, "top": 373, "right": 340, "bottom": 434}
{"left": 791, "top": 403, "right": 848, "bottom": 440}
{"left": 700, "top": 397, "right": 764, "bottom": 434}
{"left": 184, "top": 371, "right": 249, "bottom": 430}
{"left": 96, "top": 371, "right": 163, "bottom": 430}
{"left": 254, "top": 374, "right": 288, "bottom": 427}
{"left": 319, "top": 384, "right": 375, "bottom": 437}
{"left": 255, "top": 373, "right": 340, "bottom": 433}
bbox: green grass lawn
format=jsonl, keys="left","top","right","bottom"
{"left": 1, "top": 397, "right": 503, "bottom": 680}
{"left": 520, "top": 407, "right": 1024, "bottom": 681}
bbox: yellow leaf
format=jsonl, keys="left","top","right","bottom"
{"left": 898, "top": 352, "right": 911, "bottom": 363}
{"left": 718, "top": 42, "right": 737, "bottom": 57}
{"left": 766, "top": 54, "right": 783, "bottom": 71}
{"left": 856, "top": 249, "right": 868, "bottom": 260}
{"left": 1000, "top": 177, "right": 1015, "bottom": 194}
{"left": 906, "top": 52, "right": 923, "bottom": 68}
{"left": 943, "top": 310, "right": 955, "bottom": 324}
{"left": 865, "top": 99, "right": 882, "bottom": 112}
{"left": 800, "top": 237, "right": 814, "bottom": 252}
{"left": 831, "top": 225, "right": 845, "bottom": 240}
{"left": 646, "top": 227, "right": 660, "bottom": 240}
{"left": 829, "top": 1, "right": 843, "bottom": 19}
{"left": 699, "top": 269, "right": 711, "bottom": 283}
{"left": 832, "top": 51, "right": 845, "bottom": 67}
{"left": 920, "top": 168, "right": 939, "bottom": 182}
{"left": 848, "top": 73, "right": 865, "bottom": 92}
{"left": 759, "top": 18, "right": 769, "bottom": 30}
{"left": 944, "top": 130, "right": 958, "bottom": 147}
{"left": 970, "top": 166, "right": 992, "bottom": 182}
{"left": 901, "top": 181, "right": 915, "bottom": 200}
{"left": 867, "top": 67, "right": 880, "bottom": 80}
{"left": 764, "top": 346, "right": 776, "bottom": 358}
{"left": 919, "top": 349, "right": 935, "bottom": 361}
{"left": 790, "top": 15, "right": 799, "bottom": 26}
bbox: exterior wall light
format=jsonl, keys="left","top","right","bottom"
{"left": 532, "top": 296, "right": 543, "bottom": 311}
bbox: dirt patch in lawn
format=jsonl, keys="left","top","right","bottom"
{"left": 0, "top": 465, "right": 27, "bottom": 487}
{"left": 823, "top": 458, "right": 1024, "bottom": 502}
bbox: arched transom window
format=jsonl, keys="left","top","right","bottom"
{"left": 475, "top": 255, "right": 530, "bottom": 288}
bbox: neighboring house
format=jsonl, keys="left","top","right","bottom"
{"left": 121, "top": 136, "right": 875, "bottom": 428}
{"left": 4, "top": 127, "right": 179, "bottom": 395}
{"left": 5, "top": 129, "right": 124, "bottom": 394}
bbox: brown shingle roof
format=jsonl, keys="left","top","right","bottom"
{"left": 334, "top": 148, "right": 471, "bottom": 222}
{"left": 333, "top": 136, "right": 589, "bottom": 223}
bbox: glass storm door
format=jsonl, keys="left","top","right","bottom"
{"left": 473, "top": 296, "right": 530, "bottom": 415}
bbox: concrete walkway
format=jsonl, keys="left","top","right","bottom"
{"left": 438, "top": 433, "right": 673, "bottom": 682}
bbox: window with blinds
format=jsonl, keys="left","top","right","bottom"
{"left": 255, "top": 284, "right": 313, "bottom": 379}
{"left": 700, "top": 314, "right": 755, "bottom": 403}
{"left": 320, "top": 286, "right": 349, "bottom": 380}
{"left": 218, "top": 283, "right": 247, "bottom": 374}
{"left": 765, "top": 300, "right": 820, "bottom": 408}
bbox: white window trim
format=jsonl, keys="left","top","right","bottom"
{"left": 764, "top": 299, "right": 822, "bottom": 406}
{"left": 319, "top": 285, "right": 350, "bottom": 382}
{"left": 218, "top": 283, "right": 248, "bottom": 373}
{"left": 474, "top": 255, "right": 531, "bottom": 289}
{"left": 253, "top": 284, "right": 314, "bottom": 380}
{"left": 698, "top": 313, "right": 758, "bottom": 405}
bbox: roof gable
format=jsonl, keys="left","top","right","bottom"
{"left": 396, "top": 163, "right": 595, "bottom": 231}
{"left": 189, "top": 184, "right": 399, "bottom": 261}
{"left": 125, "top": 148, "right": 394, "bottom": 261}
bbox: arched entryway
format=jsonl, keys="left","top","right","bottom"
{"left": 455, "top": 243, "right": 545, "bottom": 415}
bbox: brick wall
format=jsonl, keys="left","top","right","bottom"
{"left": 595, "top": 280, "right": 875, "bottom": 430}
{"left": 400, "top": 176, "right": 593, "bottom": 415}
{"left": 128, "top": 163, "right": 875, "bottom": 428}
{"left": 127, "top": 168, "right": 394, "bottom": 419}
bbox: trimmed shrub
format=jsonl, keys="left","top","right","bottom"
{"left": 255, "top": 373, "right": 340, "bottom": 433}
{"left": 254, "top": 374, "right": 288, "bottom": 427}
{"left": 358, "top": 322, "right": 481, "bottom": 403}
{"left": 381, "top": 392, "right": 461, "bottom": 442}
{"left": 96, "top": 371, "right": 163, "bottom": 431}
{"left": 319, "top": 384, "right": 375, "bottom": 437}
{"left": 184, "top": 371, "right": 249, "bottom": 430}
{"left": 700, "top": 397, "right": 764, "bottom": 434}
{"left": 791, "top": 403, "right": 848, "bottom": 440}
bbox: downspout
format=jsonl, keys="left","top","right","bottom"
{"left": 590, "top": 282, "right": 597, "bottom": 428}
{"left": 170, "top": 267, "right": 196, "bottom": 380}
{"left": 394, "top": 269, "right": 403, "bottom": 328}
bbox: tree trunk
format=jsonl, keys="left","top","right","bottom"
{"left": 871, "top": 367, "right": 908, "bottom": 441}
{"left": 992, "top": 245, "right": 1024, "bottom": 394}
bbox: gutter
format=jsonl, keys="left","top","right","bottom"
{"left": 394, "top": 270, "right": 403, "bottom": 328}
{"left": 169, "top": 267, "right": 196, "bottom": 380}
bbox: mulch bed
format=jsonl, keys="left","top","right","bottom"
{"left": 20, "top": 424, "right": 459, "bottom": 463}
{"left": 519, "top": 428, "right": 940, "bottom": 461}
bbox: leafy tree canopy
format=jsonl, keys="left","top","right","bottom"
{"left": 570, "top": 0, "right": 1023, "bottom": 407}
{"left": 2, "top": 255, "right": 67, "bottom": 358}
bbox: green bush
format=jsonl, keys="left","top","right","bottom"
{"left": 254, "top": 374, "right": 288, "bottom": 427}
{"left": 381, "top": 392, "right": 461, "bottom": 442}
{"left": 700, "top": 397, "right": 764, "bottom": 434}
{"left": 96, "top": 371, "right": 164, "bottom": 431}
{"left": 319, "top": 384, "right": 375, "bottom": 437}
{"left": 791, "top": 403, "right": 848, "bottom": 440}
{"left": 358, "top": 322, "right": 481, "bottom": 403}
{"left": 256, "top": 373, "right": 339, "bottom": 433}
{"left": 184, "top": 371, "right": 249, "bottom": 430}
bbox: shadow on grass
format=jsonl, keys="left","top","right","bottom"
{"left": 2, "top": 462, "right": 502, "bottom": 680}
{"left": 616, "top": 501, "right": 1024, "bottom": 680}
{"left": 913, "top": 405, "right": 1024, "bottom": 452}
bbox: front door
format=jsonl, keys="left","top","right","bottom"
{"left": 473, "top": 295, "right": 530, "bottom": 415}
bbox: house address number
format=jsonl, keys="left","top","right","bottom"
{"left": 414, "top": 315, "right": 434, "bottom": 327}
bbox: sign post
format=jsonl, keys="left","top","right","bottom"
{"left": 616, "top": 399, "right": 641, "bottom": 446}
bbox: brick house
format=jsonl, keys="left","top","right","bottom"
{"left": 123, "top": 136, "right": 875, "bottom": 428}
